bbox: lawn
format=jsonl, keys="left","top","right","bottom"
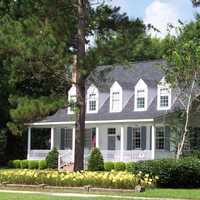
{"left": 1, "top": 189, "right": 200, "bottom": 199}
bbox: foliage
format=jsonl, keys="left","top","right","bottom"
{"left": 20, "top": 160, "right": 29, "bottom": 169}
{"left": 28, "top": 160, "right": 39, "bottom": 169}
{"left": 7, "top": 96, "right": 65, "bottom": 135}
{"left": 12, "top": 160, "right": 21, "bottom": 168}
{"left": 87, "top": 148, "right": 104, "bottom": 171}
{"left": 8, "top": 160, "right": 46, "bottom": 169}
{"left": 126, "top": 162, "right": 135, "bottom": 172}
{"left": 46, "top": 148, "right": 59, "bottom": 169}
{"left": 39, "top": 160, "right": 47, "bottom": 170}
{"left": 114, "top": 162, "right": 126, "bottom": 171}
{"left": 0, "top": 129, "right": 7, "bottom": 164}
{"left": 163, "top": 16, "right": 200, "bottom": 158}
{"left": 0, "top": 170, "right": 157, "bottom": 189}
{"left": 134, "top": 158, "right": 200, "bottom": 188}
{"left": 104, "top": 162, "right": 115, "bottom": 171}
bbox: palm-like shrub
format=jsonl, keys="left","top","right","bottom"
{"left": 88, "top": 148, "right": 104, "bottom": 171}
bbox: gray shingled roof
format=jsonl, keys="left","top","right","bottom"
{"left": 36, "top": 60, "right": 181, "bottom": 124}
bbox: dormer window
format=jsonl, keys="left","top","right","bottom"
{"left": 111, "top": 91, "right": 120, "bottom": 111}
{"left": 135, "top": 79, "right": 148, "bottom": 111}
{"left": 137, "top": 89, "right": 145, "bottom": 109}
{"left": 68, "top": 85, "right": 76, "bottom": 114}
{"left": 157, "top": 78, "right": 171, "bottom": 110}
{"left": 87, "top": 85, "right": 99, "bottom": 113}
{"left": 110, "top": 82, "right": 122, "bottom": 112}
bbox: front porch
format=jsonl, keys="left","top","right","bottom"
{"left": 27, "top": 122, "right": 175, "bottom": 168}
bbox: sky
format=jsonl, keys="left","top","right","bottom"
{"left": 106, "top": 0, "right": 200, "bottom": 37}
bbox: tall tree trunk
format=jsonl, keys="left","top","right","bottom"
{"left": 74, "top": 0, "right": 87, "bottom": 171}
{"left": 176, "top": 76, "right": 196, "bottom": 159}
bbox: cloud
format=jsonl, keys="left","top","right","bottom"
{"left": 144, "top": 0, "right": 181, "bottom": 38}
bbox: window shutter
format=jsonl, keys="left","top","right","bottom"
{"left": 127, "top": 127, "right": 133, "bottom": 150}
{"left": 60, "top": 128, "right": 65, "bottom": 150}
{"left": 85, "top": 129, "right": 92, "bottom": 149}
{"left": 66, "top": 129, "right": 72, "bottom": 149}
{"left": 141, "top": 126, "right": 146, "bottom": 150}
{"left": 165, "top": 126, "right": 171, "bottom": 151}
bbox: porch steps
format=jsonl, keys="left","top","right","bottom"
{"left": 60, "top": 162, "right": 74, "bottom": 172}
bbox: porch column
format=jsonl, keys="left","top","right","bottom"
{"left": 72, "top": 127, "right": 75, "bottom": 162}
{"left": 151, "top": 125, "right": 155, "bottom": 160}
{"left": 50, "top": 127, "right": 55, "bottom": 150}
{"left": 27, "top": 127, "right": 31, "bottom": 160}
{"left": 120, "top": 126, "right": 124, "bottom": 161}
{"left": 96, "top": 127, "right": 99, "bottom": 148}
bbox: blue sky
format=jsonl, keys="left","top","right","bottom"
{"left": 107, "top": 0, "right": 200, "bottom": 37}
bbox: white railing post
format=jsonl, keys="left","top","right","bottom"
{"left": 58, "top": 154, "right": 61, "bottom": 170}
{"left": 120, "top": 126, "right": 124, "bottom": 161}
{"left": 72, "top": 127, "right": 75, "bottom": 162}
{"left": 27, "top": 127, "right": 31, "bottom": 160}
{"left": 96, "top": 127, "right": 99, "bottom": 148}
{"left": 50, "top": 127, "right": 55, "bottom": 150}
{"left": 151, "top": 125, "right": 155, "bottom": 160}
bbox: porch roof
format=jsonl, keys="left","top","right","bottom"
{"left": 28, "top": 98, "right": 181, "bottom": 126}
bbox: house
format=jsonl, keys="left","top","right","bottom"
{"left": 26, "top": 60, "right": 188, "bottom": 168}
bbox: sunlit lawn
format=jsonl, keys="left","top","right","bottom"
{"left": 1, "top": 189, "right": 200, "bottom": 199}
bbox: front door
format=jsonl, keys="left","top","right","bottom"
{"left": 107, "top": 128, "right": 116, "bottom": 150}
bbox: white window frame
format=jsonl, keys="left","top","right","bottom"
{"left": 132, "top": 127, "right": 142, "bottom": 149}
{"left": 110, "top": 82, "right": 122, "bottom": 113}
{"left": 157, "top": 78, "right": 171, "bottom": 110}
{"left": 68, "top": 85, "right": 76, "bottom": 114}
{"left": 134, "top": 79, "right": 148, "bottom": 111}
{"left": 155, "top": 127, "right": 165, "bottom": 150}
{"left": 87, "top": 85, "right": 99, "bottom": 113}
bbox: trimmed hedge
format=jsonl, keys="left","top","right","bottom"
{"left": 114, "top": 162, "right": 126, "bottom": 171}
{"left": 133, "top": 158, "right": 200, "bottom": 188}
{"left": 104, "top": 161, "right": 114, "bottom": 171}
{"left": 8, "top": 160, "right": 47, "bottom": 170}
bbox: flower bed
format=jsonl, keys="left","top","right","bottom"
{"left": 0, "top": 169, "right": 158, "bottom": 189}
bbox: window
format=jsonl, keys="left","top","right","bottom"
{"left": 89, "top": 93, "right": 97, "bottom": 111}
{"left": 110, "top": 82, "right": 122, "bottom": 112}
{"left": 68, "top": 85, "right": 76, "bottom": 114}
{"left": 133, "top": 128, "right": 141, "bottom": 149}
{"left": 156, "top": 127, "right": 165, "bottom": 150}
{"left": 108, "top": 128, "right": 116, "bottom": 150}
{"left": 111, "top": 92, "right": 120, "bottom": 112}
{"left": 68, "top": 95, "right": 76, "bottom": 114}
{"left": 157, "top": 78, "right": 171, "bottom": 110}
{"left": 134, "top": 79, "right": 148, "bottom": 111}
{"left": 87, "top": 85, "right": 98, "bottom": 113}
{"left": 137, "top": 89, "right": 145, "bottom": 109}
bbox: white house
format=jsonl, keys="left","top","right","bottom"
{"left": 26, "top": 60, "right": 185, "bottom": 168}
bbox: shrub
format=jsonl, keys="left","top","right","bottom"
{"left": 134, "top": 158, "right": 200, "bottom": 188}
{"left": 0, "top": 169, "right": 157, "bottom": 189}
{"left": 20, "top": 160, "right": 29, "bottom": 169}
{"left": 104, "top": 161, "right": 114, "bottom": 171}
{"left": 13, "top": 160, "right": 21, "bottom": 168}
{"left": 126, "top": 162, "right": 135, "bottom": 172}
{"left": 39, "top": 160, "right": 47, "bottom": 169}
{"left": 46, "top": 147, "right": 59, "bottom": 169}
{"left": 28, "top": 160, "right": 39, "bottom": 169}
{"left": 8, "top": 160, "right": 14, "bottom": 168}
{"left": 88, "top": 148, "right": 104, "bottom": 171}
{"left": 114, "top": 162, "right": 126, "bottom": 171}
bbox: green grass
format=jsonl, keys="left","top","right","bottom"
{"left": 1, "top": 189, "right": 200, "bottom": 199}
